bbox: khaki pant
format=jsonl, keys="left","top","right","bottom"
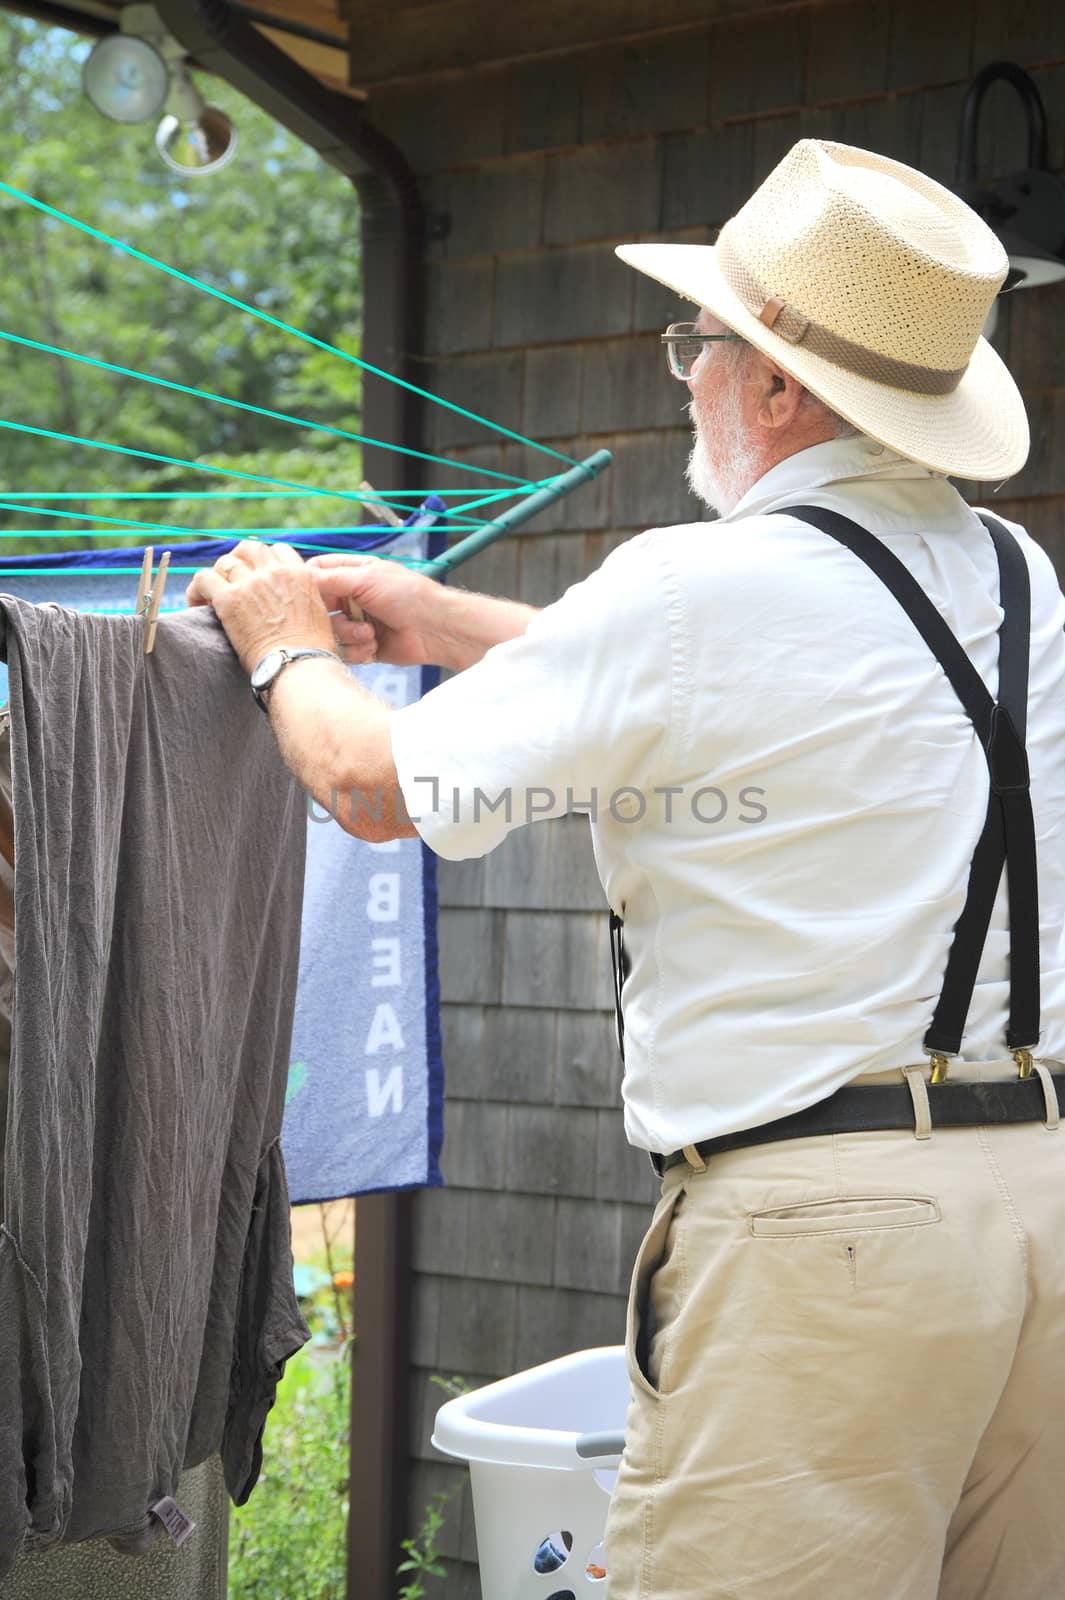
{"left": 605, "top": 1060, "right": 1065, "bottom": 1600}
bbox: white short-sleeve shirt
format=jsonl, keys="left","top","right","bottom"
{"left": 390, "top": 436, "right": 1065, "bottom": 1152}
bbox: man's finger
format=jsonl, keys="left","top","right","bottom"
{"left": 268, "top": 541, "right": 305, "bottom": 570}
{"left": 310, "top": 567, "right": 379, "bottom": 609}
{"left": 187, "top": 568, "right": 229, "bottom": 607}
{"left": 331, "top": 616, "right": 377, "bottom": 648}
{"left": 337, "top": 637, "right": 378, "bottom": 664}
{"left": 333, "top": 619, "right": 378, "bottom": 663}
{"left": 231, "top": 539, "right": 272, "bottom": 570}
{"left": 306, "top": 553, "right": 378, "bottom": 571}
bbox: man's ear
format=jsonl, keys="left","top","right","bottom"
{"left": 749, "top": 348, "right": 805, "bottom": 431}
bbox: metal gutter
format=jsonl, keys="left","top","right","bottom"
{"left": 149, "top": 7, "right": 422, "bottom": 1596}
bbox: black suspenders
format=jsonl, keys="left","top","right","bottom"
{"left": 608, "top": 507, "right": 1040, "bottom": 1071}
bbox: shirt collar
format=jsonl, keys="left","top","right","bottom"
{"left": 720, "top": 435, "right": 938, "bottom": 524}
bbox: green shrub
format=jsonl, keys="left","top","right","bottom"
{"left": 228, "top": 1343, "right": 351, "bottom": 1600}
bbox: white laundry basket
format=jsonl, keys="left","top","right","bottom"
{"left": 432, "top": 1345, "right": 629, "bottom": 1600}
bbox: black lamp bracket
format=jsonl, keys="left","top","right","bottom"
{"left": 954, "top": 60, "right": 1065, "bottom": 288}
{"left": 956, "top": 60, "right": 1047, "bottom": 186}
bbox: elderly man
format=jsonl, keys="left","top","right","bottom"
{"left": 190, "top": 141, "right": 1065, "bottom": 1600}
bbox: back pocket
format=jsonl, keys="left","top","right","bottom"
{"left": 749, "top": 1196, "right": 940, "bottom": 1238}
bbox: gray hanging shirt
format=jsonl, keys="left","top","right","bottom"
{"left": 0, "top": 599, "right": 310, "bottom": 1580}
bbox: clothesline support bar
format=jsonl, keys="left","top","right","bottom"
{"left": 0, "top": 181, "right": 580, "bottom": 470}
{"left": 414, "top": 449, "right": 614, "bottom": 576}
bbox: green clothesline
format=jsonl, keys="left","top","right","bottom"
{"left": 445, "top": 483, "right": 547, "bottom": 519}
{"left": 0, "top": 546, "right": 421, "bottom": 578}
{"left": 0, "top": 536, "right": 429, "bottom": 551}
{"left": 0, "top": 498, "right": 189, "bottom": 537}
{"left": 0, "top": 488, "right": 530, "bottom": 502}
{"left": 0, "top": 498, "right": 488, "bottom": 536}
{"left": 0, "top": 450, "right": 612, "bottom": 587}
{"left": 0, "top": 188, "right": 611, "bottom": 576}
{"left": 0, "top": 178, "right": 578, "bottom": 471}
{"left": 0, "top": 526, "right": 485, "bottom": 539}
{"left": 0, "top": 417, "right": 551, "bottom": 506}
{"left": 0, "top": 327, "right": 543, "bottom": 490}
{"left": 0, "top": 563, "right": 418, "bottom": 576}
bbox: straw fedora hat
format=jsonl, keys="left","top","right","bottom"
{"left": 616, "top": 140, "right": 1029, "bottom": 481}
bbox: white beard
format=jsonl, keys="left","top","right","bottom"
{"left": 684, "top": 389, "right": 761, "bottom": 518}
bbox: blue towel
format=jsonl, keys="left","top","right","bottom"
{"left": 0, "top": 509, "right": 445, "bottom": 1199}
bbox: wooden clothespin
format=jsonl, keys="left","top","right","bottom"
{"left": 135, "top": 546, "right": 170, "bottom": 655}
{"left": 342, "top": 479, "right": 402, "bottom": 623}
{"left": 359, "top": 480, "right": 402, "bottom": 529}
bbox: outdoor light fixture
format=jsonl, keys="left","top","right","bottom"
{"left": 82, "top": 3, "right": 237, "bottom": 176}
{"left": 155, "top": 65, "right": 237, "bottom": 175}
{"left": 83, "top": 29, "right": 169, "bottom": 123}
{"left": 955, "top": 61, "right": 1065, "bottom": 331}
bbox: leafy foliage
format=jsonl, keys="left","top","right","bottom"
{"left": 229, "top": 1343, "right": 352, "bottom": 1600}
{"left": 396, "top": 1490, "right": 456, "bottom": 1599}
{"left": 396, "top": 1374, "right": 473, "bottom": 1598}
{"left": 0, "top": 13, "right": 363, "bottom": 551}
{"left": 230, "top": 1209, "right": 355, "bottom": 1600}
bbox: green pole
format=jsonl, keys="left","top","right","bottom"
{"left": 409, "top": 448, "right": 613, "bottom": 575}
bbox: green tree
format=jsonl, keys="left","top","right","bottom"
{"left": 0, "top": 13, "right": 365, "bottom": 548}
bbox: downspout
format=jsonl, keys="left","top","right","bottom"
{"left": 151, "top": 6, "right": 419, "bottom": 1598}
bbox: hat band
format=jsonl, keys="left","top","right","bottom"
{"left": 716, "top": 234, "right": 968, "bottom": 397}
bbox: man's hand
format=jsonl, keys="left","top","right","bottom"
{"left": 307, "top": 554, "right": 444, "bottom": 666}
{"left": 186, "top": 541, "right": 337, "bottom": 673}
{"left": 308, "top": 552, "right": 539, "bottom": 672}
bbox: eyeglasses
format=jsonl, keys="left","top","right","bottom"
{"left": 660, "top": 322, "right": 743, "bottom": 381}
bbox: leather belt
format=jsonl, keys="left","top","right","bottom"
{"left": 650, "top": 1073, "right": 1065, "bottom": 1177}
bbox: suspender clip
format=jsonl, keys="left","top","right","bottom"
{"left": 1013, "top": 1047, "right": 1035, "bottom": 1079}
{"left": 927, "top": 1052, "right": 952, "bottom": 1084}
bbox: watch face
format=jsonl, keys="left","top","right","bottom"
{"left": 251, "top": 650, "right": 285, "bottom": 692}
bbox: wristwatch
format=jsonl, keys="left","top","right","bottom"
{"left": 250, "top": 647, "right": 341, "bottom": 712}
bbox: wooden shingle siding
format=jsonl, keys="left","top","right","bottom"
{"left": 358, "top": 3, "right": 1065, "bottom": 1590}
{"left": 343, "top": 0, "right": 782, "bottom": 86}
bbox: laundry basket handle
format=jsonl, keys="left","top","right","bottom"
{"left": 575, "top": 1431, "right": 625, "bottom": 1462}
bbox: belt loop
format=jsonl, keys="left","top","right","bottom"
{"left": 902, "top": 1065, "right": 933, "bottom": 1140}
{"left": 1030, "top": 1060, "right": 1061, "bottom": 1129}
{"left": 681, "top": 1143, "right": 707, "bottom": 1173}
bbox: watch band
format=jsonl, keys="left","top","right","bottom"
{"left": 251, "top": 647, "right": 341, "bottom": 712}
